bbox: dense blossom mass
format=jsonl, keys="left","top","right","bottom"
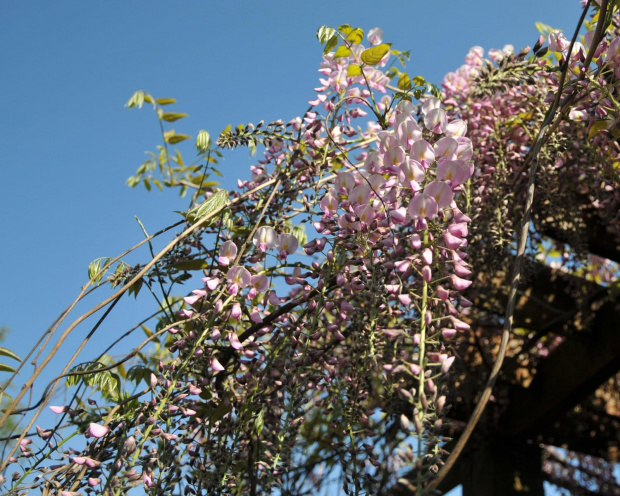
{"left": 1, "top": 3, "right": 619, "bottom": 495}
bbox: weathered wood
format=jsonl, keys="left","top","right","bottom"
{"left": 461, "top": 440, "right": 544, "bottom": 496}
{"left": 500, "top": 300, "right": 620, "bottom": 438}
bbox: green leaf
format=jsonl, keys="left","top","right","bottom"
{"left": 346, "top": 27, "right": 364, "bottom": 45}
{"left": 291, "top": 224, "right": 308, "bottom": 247}
{"left": 535, "top": 22, "right": 556, "bottom": 35}
{"left": 128, "top": 278, "right": 143, "bottom": 299}
{"left": 360, "top": 43, "right": 391, "bottom": 66}
{"left": 156, "top": 98, "right": 176, "bottom": 105}
{"left": 0, "top": 363, "right": 16, "bottom": 373}
{"left": 324, "top": 35, "right": 338, "bottom": 55}
{"left": 126, "top": 90, "right": 147, "bottom": 109}
{"left": 397, "top": 73, "right": 412, "bottom": 91}
{"left": 166, "top": 134, "right": 191, "bottom": 144}
{"left": 427, "top": 82, "right": 442, "bottom": 98}
{"left": 141, "top": 325, "right": 153, "bottom": 338}
{"left": 161, "top": 112, "right": 188, "bottom": 122}
{"left": 187, "top": 189, "right": 229, "bottom": 224}
{"left": 347, "top": 64, "right": 362, "bottom": 77}
{"left": 173, "top": 259, "right": 209, "bottom": 271}
{"left": 254, "top": 408, "right": 265, "bottom": 436}
{"left": 588, "top": 119, "right": 612, "bottom": 139}
{"left": 334, "top": 46, "right": 351, "bottom": 58}
{"left": 337, "top": 24, "right": 352, "bottom": 35}
{"left": 126, "top": 365, "right": 154, "bottom": 387}
{"left": 412, "top": 75, "right": 426, "bottom": 87}
{"left": 0, "top": 347, "right": 20, "bottom": 363}
{"left": 212, "top": 402, "right": 232, "bottom": 423}
{"left": 316, "top": 25, "right": 336, "bottom": 44}
{"left": 88, "top": 257, "right": 111, "bottom": 285}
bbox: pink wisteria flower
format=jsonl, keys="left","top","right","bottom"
{"left": 276, "top": 233, "right": 299, "bottom": 259}
{"left": 320, "top": 189, "right": 339, "bottom": 218}
{"left": 408, "top": 193, "right": 438, "bottom": 220}
{"left": 218, "top": 240, "right": 237, "bottom": 266}
{"left": 227, "top": 265, "right": 252, "bottom": 295}
{"left": 436, "top": 160, "right": 471, "bottom": 186}
{"left": 248, "top": 274, "right": 269, "bottom": 298}
{"left": 88, "top": 423, "right": 110, "bottom": 438}
{"left": 548, "top": 30, "right": 570, "bottom": 53}
{"left": 424, "top": 181, "right": 454, "bottom": 208}
{"left": 367, "top": 27, "right": 383, "bottom": 45}
{"left": 253, "top": 226, "right": 277, "bottom": 252}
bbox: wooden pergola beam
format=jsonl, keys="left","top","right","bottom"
{"left": 500, "top": 300, "right": 620, "bottom": 438}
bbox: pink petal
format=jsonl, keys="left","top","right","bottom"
{"left": 211, "top": 357, "right": 225, "bottom": 372}
{"left": 228, "top": 331, "right": 243, "bottom": 350}
{"left": 450, "top": 275, "right": 472, "bottom": 291}
{"left": 88, "top": 423, "right": 110, "bottom": 438}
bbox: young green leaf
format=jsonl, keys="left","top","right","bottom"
{"left": 194, "top": 190, "right": 228, "bottom": 218}
{"left": 173, "top": 259, "right": 209, "bottom": 271}
{"left": 360, "top": 43, "right": 391, "bottom": 66}
{"left": 334, "top": 46, "right": 351, "bottom": 58}
{"left": 346, "top": 27, "right": 364, "bottom": 44}
{"left": 167, "top": 134, "right": 191, "bottom": 144}
{"left": 316, "top": 25, "right": 336, "bottom": 44}
{"left": 88, "top": 257, "right": 111, "bottom": 285}
{"left": 323, "top": 35, "right": 338, "bottom": 55}
{"left": 347, "top": 64, "right": 362, "bottom": 77}
{"left": 156, "top": 98, "right": 177, "bottom": 105}
{"left": 398, "top": 73, "right": 412, "bottom": 91}
{"left": 161, "top": 113, "right": 188, "bottom": 122}
{"left": 126, "top": 90, "right": 146, "bottom": 109}
{"left": 0, "top": 363, "right": 16, "bottom": 373}
{"left": 337, "top": 24, "right": 352, "bottom": 35}
{"left": 0, "top": 347, "right": 21, "bottom": 363}
{"left": 588, "top": 119, "right": 612, "bottom": 139}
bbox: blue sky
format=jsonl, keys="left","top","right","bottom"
{"left": 0, "top": 1, "right": 584, "bottom": 494}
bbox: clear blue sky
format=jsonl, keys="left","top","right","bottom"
{"left": 0, "top": 2, "right": 584, "bottom": 494}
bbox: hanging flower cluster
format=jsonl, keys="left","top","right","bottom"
{"left": 6, "top": 7, "right": 620, "bottom": 495}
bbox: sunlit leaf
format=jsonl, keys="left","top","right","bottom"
{"left": 255, "top": 409, "right": 265, "bottom": 436}
{"left": 535, "top": 22, "right": 556, "bottom": 35}
{"left": 397, "top": 73, "right": 412, "bottom": 91}
{"left": 0, "top": 347, "right": 21, "bottom": 363}
{"left": 588, "top": 119, "right": 612, "bottom": 139}
{"left": 346, "top": 27, "right": 364, "bottom": 45}
{"left": 316, "top": 25, "right": 336, "bottom": 44}
{"left": 337, "top": 24, "right": 352, "bottom": 35}
{"left": 347, "top": 64, "right": 362, "bottom": 77}
{"left": 156, "top": 98, "right": 176, "bottom": 105}
{"left": 186, "top": 189, "right": 229, "bottom": 224}
{"left": 324, "top": 35, "right": 338, "bottom": 55}
{"left": 0, "top": 363, "right": 16, "bottom": 373}
{"left": 88, "top": 258, "right": 111, "bottom": 285}
{"left": 126, "top": 90, "right": 146, "bottom": 109}
{"left": 334, "top": 46, "right": 351, "bottom": 58}
{"left": 360, "top": 43, "right": 391, "bottom": 65}
{"left": 161, "top": 112, "right": 188, "bottom": 122}
{"left": 167, "top": 134, "right": 191, "bottom": 144}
